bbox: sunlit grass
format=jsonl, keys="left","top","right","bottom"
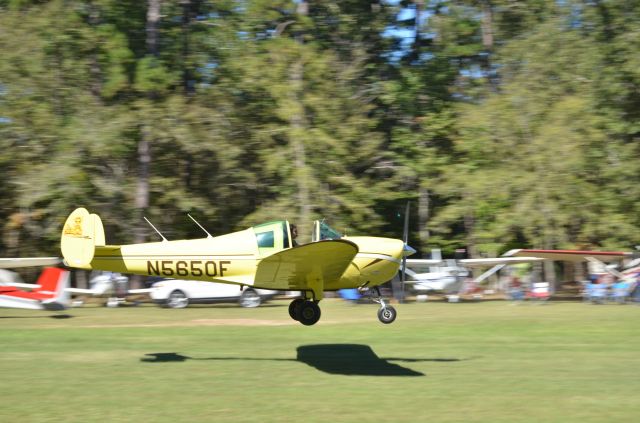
{"left": 1, "top": 300, "right": 638, "bottom": 422}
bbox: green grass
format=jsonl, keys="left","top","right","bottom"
{"left": 1, "top": 300, "right": 639, "bottom": 422}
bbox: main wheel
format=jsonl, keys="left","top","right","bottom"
{"left": 288, "top": 299, "right": 305, "bottom": 321}
{"left": 377, "top": 306, "right": 397, "bottom": 324}
{"left": 166, "top": 290, "right": 189, "bottom": 309}
{"left": 239, "top": 289, "right": 261, "bottom": 308}
{"left": 298, "top": 301, "right": 321, "bottom": 326}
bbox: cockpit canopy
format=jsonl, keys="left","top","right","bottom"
{"left": 251, "top": 220, "right": 343, "bottom": 256}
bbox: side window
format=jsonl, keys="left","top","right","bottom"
{"left": 252, "top": 221, "right": 287, "bottom": 257}
{"left": 256, "top": 231, "right": 275, "bottom": 248}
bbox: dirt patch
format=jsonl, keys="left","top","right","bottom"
{"left": 48, "top": 318, "right": 297, "bottom": 329}
{"left": 189, "top": 318, "right": 295, "bottom": 326}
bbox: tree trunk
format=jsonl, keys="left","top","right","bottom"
{"left": 88, "top": 1, "right": 103, "bottom": 99}
{"left": 480, "top": 0, "right": 494, "bottom": 50}
{"left": 479, "top": 0, "right": 496, "bottom": 90}
{"left": 181, "top": 0, "right": 196, "bottom": 96}
{"left": 417, "top": 186, "right": 430, "bottom": 255}
{"left": 289, "top": 1, "right": 311, "bottom": 241}
{"left": 131, "top": 0, "right": 161, "bottom": 288}
{"left": 75, "top": 270, "right": 88, "bottom": 290}
{"left": 463, "top": 204, "right": 477, "bottom": 259}
{"left": 146, "top": 0, "right": 161, "bottom": 57}
{"left": 408, "top": 0, "right": 425, "bottom": 63}
{"left": 135, "top": 0, "right": 161, "bottom": 242}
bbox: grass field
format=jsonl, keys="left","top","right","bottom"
{"left": 1, "top": 299, "right": 639, "bottom": 423}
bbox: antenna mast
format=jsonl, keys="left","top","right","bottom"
{"left": 143, "top": 217, "right": 168, "bottom": 242}
{"left": 188, "top": 214, "right": 213, "bottom": 238}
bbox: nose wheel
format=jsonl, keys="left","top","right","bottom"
{"left": 361, "top": 286, "right": 398, "bottom": 324}
{"left": 377, "top": 304, "right": 397, "bottom": 324}
{"left": 289, "top": 299, "right": 321, "bottom": 326}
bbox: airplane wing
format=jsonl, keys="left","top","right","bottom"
{"left": 128, "top": 288, "right": 153, "bottom": 294}
{"left": 503, "top": 249, "right": 632, "bottom": 263}
{"left": 459, "top": 257, "right": 546, "bottom": 267}
{"left": 254, "top": 240, "right": 358, "bottom": 291}
{"left": 65, "top": 287, "right": 95, "bottom": 294}
{"left": 407, "top": 259, "right": 444, "bottom": 268}
{"left": 0, "top": 257, "right": 61, "bottom": 269}
{"left": 3, "top": 282, "right": 42, "bottom": 289}
{"left": 406, "top": 256, "right": 545, "bottom": 270}
{"left": 403, "top": 259, "right": 443, "bottom": 272}
{"left": 66, "top": 287, "right": 152, "bottom": 295}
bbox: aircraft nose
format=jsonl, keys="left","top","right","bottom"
{"left": 403, "top": 244, "right": 416, "bottom": 257}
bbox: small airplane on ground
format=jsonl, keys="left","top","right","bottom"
{"left": 0, "top": 258, "right": 70, "bottom": 311}
{"left": 66, "top": 271, "right": 153, "bottom": 307}
{"left": 60, "top": 208, "right": 415, "bottom": 325}
{"left": 403, "top": 257, "right": 469, "bottom": 294}
{"left": 1, "top": 258, "right": 150, "bottom": 308}
{"left": 404, "top": 248, "right": 640, "bottom": 300}
{"left": 505, "top": 248, "right": 640, "bottom": 286}
{"left": 403, "top": 255, "right": 546, "bottom": 297}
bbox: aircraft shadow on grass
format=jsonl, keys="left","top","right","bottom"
{"left": 141, "top": 344, "right": 469, "bottom": 377}
{"left": 0, "top": 314, "right": 73, "bottom": 319}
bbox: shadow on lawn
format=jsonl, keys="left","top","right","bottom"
{"left": 141, "top": 344, "right": 469, "bottom": 377}
{"left": 0, "top": 314, "right": 73, "bottom": 319}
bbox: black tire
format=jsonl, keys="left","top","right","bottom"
{"left": 377, "top": 306, "right": 397, "bottom": 324}
{"left": 239, "top": 289, "right": 261, "bottom": 308}
{"left": 298, "top": 301, "right": 321, "bottom": 326}
{"left": 288, "top": 299, "right": 305, "bottom": 321}
{"left": 166, "top": 290, "right": 189, "bottom": 309}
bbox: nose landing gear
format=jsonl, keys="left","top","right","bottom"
{"left": 373, "top": 288, "right": 397, "bottom": 324}
{"left": 377, "top": 303, "right": 397, "bottom": 324}
{"left": 360, "top": 285, "right": 397, "bottom": 324}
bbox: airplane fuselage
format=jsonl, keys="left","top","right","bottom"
{"left": 84, "top": 233, "right": 405, "bottom": 292}
{"left": 63, "top": 208, "right": 407, "bottom": 292}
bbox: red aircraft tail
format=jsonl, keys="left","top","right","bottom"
{"left": 35, "top": 268, "right": 70, "bottom": 311}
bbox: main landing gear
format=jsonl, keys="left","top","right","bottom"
{"left": 289, "top": 298, "right": 321, "bottom": 326}
{"left": 288, "top": 286, "right": 397, "bottom": 326}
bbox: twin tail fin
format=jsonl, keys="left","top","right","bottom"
{"left": 60, "top": 208, "right": 105, "bottom": 269}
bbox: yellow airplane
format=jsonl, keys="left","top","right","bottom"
{"left": 60, "top": 208, "right": 415, "bottom": 325}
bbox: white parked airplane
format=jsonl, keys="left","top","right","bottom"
{"left": 403, "top": 254, "right": 546, "bottom": 296}
{"left": 67, "top": 271, "right": 152, "bottom": 307}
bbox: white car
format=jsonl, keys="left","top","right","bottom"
{"left": 149, "top": 279, "right": 277, "bottom": 309}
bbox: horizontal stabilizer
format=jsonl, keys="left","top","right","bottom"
{"left": 0, "top": 257, "right": 61, "bottom": 269}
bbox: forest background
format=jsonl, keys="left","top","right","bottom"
{"left": 1, "top": 0, "right": 639, "bottom": 269}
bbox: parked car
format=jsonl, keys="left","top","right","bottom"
{"left": 149, "top": 279, "right": 277, "bottom": 308}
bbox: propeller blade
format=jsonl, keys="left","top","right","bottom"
{"left": 402, "top": 201, "right": 410, "bottom": 245}
{"left": 400, "top": 202, "right": 410, "bottom": 301}
{"left": 401, "top": 256, "right": 407, "bottom": 283}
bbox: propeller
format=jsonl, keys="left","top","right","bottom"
{"left": 400, "top": 201, "right": 415, "bottom": 302}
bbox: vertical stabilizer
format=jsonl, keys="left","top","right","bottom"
{"left": 37, "top": 268, "right": 70, "bottom": 310}
{"left": 61, "top": 208, "right": 105, "bottom": 268}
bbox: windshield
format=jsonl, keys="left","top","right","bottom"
{"left": 312, "top": 220, "right": 342, "bottom": 242}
